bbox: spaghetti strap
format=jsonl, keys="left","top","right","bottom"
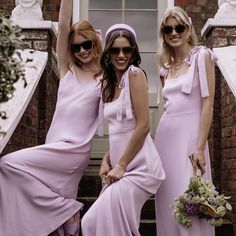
{"left": 116, "top": 65, "right": 139, "bottom": 121}
{"left": 182, "top": 46, "right": 217, "bottom": 97}
{"left": 197, "top": 47, "right": 217, "bottom": 97}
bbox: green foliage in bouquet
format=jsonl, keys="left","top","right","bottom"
{"left": 172, "top": 176, "right": 232, "bottom": 227}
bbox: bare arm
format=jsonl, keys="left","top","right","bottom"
{"left": 57, "top": 0, "right": 72, "bottom": 78}
{"left": 106, "top": 70, "right": 150, "bottom": 184}
{"left": 193, "top": 50, "right": 215, "bottom": 175}
{"left": 118, "top": 70, "right": 150, "bottom": 168}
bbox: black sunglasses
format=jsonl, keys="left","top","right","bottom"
{"left": 109, "top": 47, "right": 134, "bottom": 56}
{"left": 71, "top": 40, "right": 93, "bottom": 53}
{"left": 162, "top": 24, "right": 186, "bottom": 35}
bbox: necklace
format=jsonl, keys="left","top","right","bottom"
{"left": 173, "top": 60, "right": 185, "bottom": 70}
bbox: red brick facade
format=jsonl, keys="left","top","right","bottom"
{"left": 175, "top": 0, "right": 218, "bottom": 43}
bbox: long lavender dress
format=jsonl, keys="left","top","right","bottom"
{"left": 154, "top": 46, "right": 216, "bottom": 236}
{"left": 0, "top": 67, "right": 101, "bottom": 236}
{"left": 81, "top": 65, "right": 165, "bottom": 236}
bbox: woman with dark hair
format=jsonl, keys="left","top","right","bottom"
{"left": 81, "top": 23, "right": 165, "bottom": 236}
{"left": 154, "top": 6, "right": 216, "bottom": 236}
{"left": 0, "top": 0, "right": 102, "bottom": 235}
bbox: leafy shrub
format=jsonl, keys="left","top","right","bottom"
{"left": 0, "top": 9, "right": 27, "bottom": 136}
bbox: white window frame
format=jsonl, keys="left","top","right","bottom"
{"left": 72, "top": 0, "right": 174, "bottom": 106}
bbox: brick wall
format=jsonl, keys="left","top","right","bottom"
{"left": 205, "top": 26, "right": 236, "bottom": 48}
{"left": 220, "top": 78, "right": 236, "bottom": 233}
{"left": 205, "top": 25, "right": 236, "bottom": 234}
{"left": 175, "top": 0, "right": 218, "bottom": 43}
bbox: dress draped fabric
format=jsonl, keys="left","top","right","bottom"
{"left": 0, "top": 68, "right": 101, "bottom": 236}
{"left": 154, "top": 46, "right": 217, "bottom": 236}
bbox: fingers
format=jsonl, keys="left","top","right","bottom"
{"left": 189, "top": 154, "right": 206, "bottom": 176}
{"left": 102, "top": 166, "right": 125, "bottom": 186}
{"left": 101, "top": 175, "right": 118, "bottom": 186}
{"left": 198, "top": 161, "right": 206, "bottom": 175}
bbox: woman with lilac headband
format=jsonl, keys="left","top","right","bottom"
{"left": 154, "top": 6, "right": 216, "bottom": 236}
{"left": 81, "top": 23, "right": 165, "bottom": 236}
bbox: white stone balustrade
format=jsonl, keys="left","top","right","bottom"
{"left": 213, "top": 46, "right": 236, "bottom": 97}
{"left": 0, "top": 50, "right": 48, "bottom": 153}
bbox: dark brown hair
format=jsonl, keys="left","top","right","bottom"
{"left": 100, "top": 29, "right": 141, "bottom": 102}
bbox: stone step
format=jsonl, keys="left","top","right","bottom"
{"left": 78, "top": 196, "right": 156, "bottom": 220}
{"left": 139, "top": 219, "right": 156, "bottom": 236}
{"left": 78, "top": 219, "right": 156, "bottom": 236}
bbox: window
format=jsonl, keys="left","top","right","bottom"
{"left": 88, "top": 0, "right": 159, "bottom": 94}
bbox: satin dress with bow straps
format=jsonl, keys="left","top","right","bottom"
{"left": 81, "top": 65, "right": 165, "bottom": 236}
{"left": 154, "top": 46, "right": 217, "bottom": 236}
{"left": 0, "top": 66, "right": 101, "bottom": 236}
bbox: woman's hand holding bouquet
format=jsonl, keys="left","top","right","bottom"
{"left": 172, "top": 155, "right": 232, "bottom": 227}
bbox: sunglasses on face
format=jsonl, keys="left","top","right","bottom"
{"left": 162, "top": 24, "right": 186, "bottom": 35}
{"left": 109, "top": 47, "right": 134, "bottom": 56}
{"left": 71, "top": 40, "right": 93, "bottom": 53}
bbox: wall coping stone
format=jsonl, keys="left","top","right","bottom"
{"left": 0, "top": 49, "right": 48, "bottom": 153}
{"left": 213, "top": 46, "right": 236, "bottom": 97}
{"left": 201, "top": 18, "right": 236, "bottom": 38}
{"left": 13, "top": 20, "right": 58, "bottom": 37}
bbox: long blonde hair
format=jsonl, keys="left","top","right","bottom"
{"left": 158, "top": 6, "right": 198, "bottom": 68}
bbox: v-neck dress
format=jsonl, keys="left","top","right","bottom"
{"left": 0, "top": 67, "right": 101, "bottom": 236}
{"left": 81, "top": 65, "right": 165, "bottom": 236}
{"left": 154, "top": 46, "right": 217, "bottom": 236}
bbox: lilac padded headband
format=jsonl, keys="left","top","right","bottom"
{"left": 105, "top": 23, "right": 137, "bottom": 40}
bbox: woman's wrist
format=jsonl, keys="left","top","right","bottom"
{"left": 196, "top": 147, "right": 205, "bottom": 152}
{"left": 116, "top": 163, "right": 126, "bottom": 171}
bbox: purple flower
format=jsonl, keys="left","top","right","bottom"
{"left": 185, "top": 201, "right": 199, "bottom": 215}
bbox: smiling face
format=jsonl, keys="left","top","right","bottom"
{"left": 163, "top": 16, "right": 189, "bottom": 49}
{"left": 72, "top": 34, "right": 95, "bottom": 65}
{"left": 109, "top": 36, "right": 133, "bottom": 76}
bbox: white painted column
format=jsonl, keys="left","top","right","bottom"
{"left": 167, "top": 0, "right": 174, "bottom": 7}
{"left": 73, "top": 0, "right": 80, "bottom": 24}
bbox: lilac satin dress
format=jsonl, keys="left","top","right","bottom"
{"left": 0, "top": 67, "right": 101, "bottom": 236}
{"left": 154, "top": 46, "right": 216, "bottom": 236}
{"left": 81, "top": 65, "right": 165, "bottom": 236}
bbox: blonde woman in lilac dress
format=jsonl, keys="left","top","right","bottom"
{"left": 81, "top": 23, "right": 165, "bottom": 236}
{"left": 154, "top": 6, "right": 216, "bottom": 236}
{"left": 0, "top": 0, "right": 102, "bottom": 235}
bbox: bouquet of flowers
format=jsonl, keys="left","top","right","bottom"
{"left": 172, "top": 157, "right": 232, "bottom": 228}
